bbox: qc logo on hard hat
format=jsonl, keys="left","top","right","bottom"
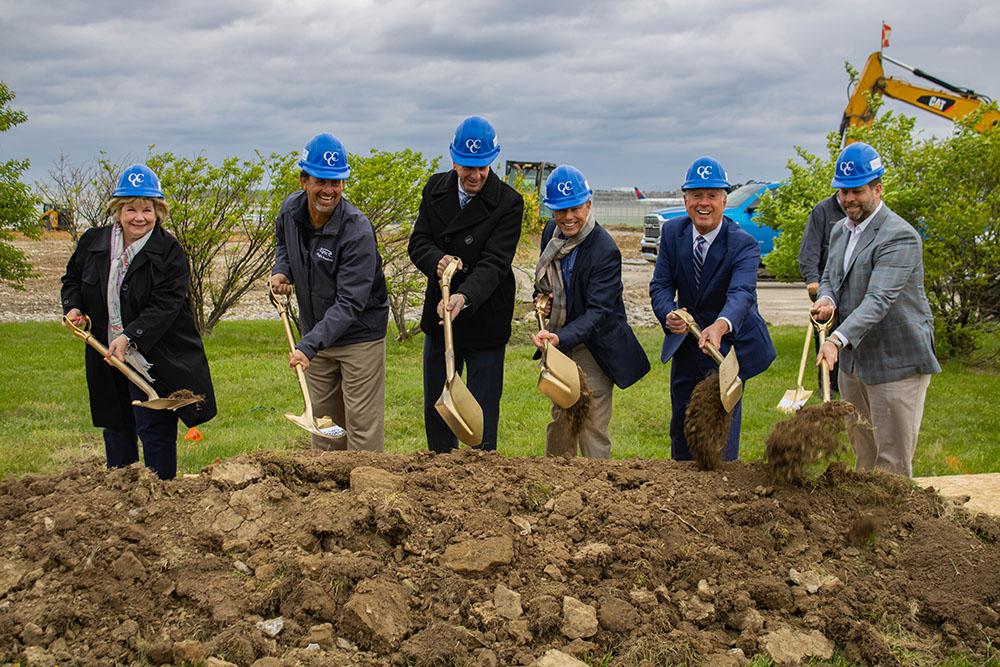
{"left": 831, "top": 142, "right": 885, "bottom": 189}
{"left": 113, "top": 164, "right": 164, "bottom": 199}
{"left": 682, "top": 156, "right": 730, "bottom": 191}
{"left": 299, "top": 134, "right": 351, "bottom": 180}
{"left": 450, "top": 116, "right": 501, "bottom": 167}
{"left": 543, "top": 165, "right": 592, "bottom": 211}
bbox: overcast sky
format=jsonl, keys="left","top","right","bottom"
{"left": 2, "top": 0, "right": 998, "bottom": 190}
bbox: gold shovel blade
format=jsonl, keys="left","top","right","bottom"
{"left": 435, "top": 376, "right": 484, "bottom": 446}
{"left": 132, "top": 397, "right": 203, "bottom": 411}
{"left": 284, "top": 412, "right": 347, "bottom": 442}
{"left": 537, "top": 344, "right": 581, "bottom": 409}
{"left": 718, "top": 347, "right": 743, "bottom": 413}
{"left": 777, "top": 387, "right": 813, "bottom": 413}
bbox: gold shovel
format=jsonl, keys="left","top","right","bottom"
{"left": 63, "top": 315, "right": 203, "bottom": 410}
{"left": 672, "top": 309, "right": 742, "bottom": 413}
{"left": 434, "top": 259, "right": 484, "bottom": 446}
{"left": 533, "top": 295, "right": 582, "bottom": 409}
{"left": 777, "top": 322, "right": 815, "bottom": 412}
{"left": 267, "top": 284, "right": 346, "bottom": 443}
{"left": 811, "top": 312, "right": 835, "bottom": 403}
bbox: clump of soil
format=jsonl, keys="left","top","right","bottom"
{"left": 165, "top": 389, "right": 203, "bottom": 404}
{"left": 684, "top": 371, "right": 732, "bottom": 470}
{"left": 764, "top": 400, "right": 857, "bottom": 484}
{"left": 1, "top": 450, "right": 998, "bottom": 666}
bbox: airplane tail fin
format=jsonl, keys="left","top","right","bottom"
{"left": 634, "top": 187, "right": 646, "bottom": 200}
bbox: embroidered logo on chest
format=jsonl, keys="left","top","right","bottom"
{"left": 315, "top": 247, "right": 335, "bottom": 262}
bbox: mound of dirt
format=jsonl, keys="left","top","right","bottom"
{"left": 2, "top": 450, "right": 998, "bottom": 666}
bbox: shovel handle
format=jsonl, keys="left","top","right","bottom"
{"left": 440, "top": 258, "right": 461, "bottom": 383}
{"left": 671, "top": 309, "right": 725, "bottom": 365}
{"left": 811, "top": 311, "right": 835, "bottom": 403}
{"left": 817, "top": 326, "right": 832, "bottom": 403}
{"left": 795, "top": 320, "right": 813, "bottom": 387}
{"left": 62, "top": 315, "right": 159, "bottom": 400}
{"left": 267, "top": 281, "right": 321, "bottom": 421}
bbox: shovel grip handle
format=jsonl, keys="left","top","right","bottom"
{"left": 817, "top": 327, "right": 832, "bottom": 403}
{"left": 671, "top": 309, "right": 725, "bottom": 365}
{"left": 440, "top": 275, "right": 457, "bottom": 383}
{"left": 62, "top": 315, "right": 159, "bottom": 399}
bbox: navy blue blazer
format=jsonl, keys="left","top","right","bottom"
{"left": 540, "top": 220, "right": 650, "bottom": 389}
{"left": 649, "top": 216, "right": 775, "bottom": 380}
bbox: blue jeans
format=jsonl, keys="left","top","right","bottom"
{"left": 102, "top": 374, "right": 179, "bottom": 480}
{"left": 422, "top": 335, "right": 504, "bottom": 453}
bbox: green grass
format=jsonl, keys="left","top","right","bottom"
{"left": 1, "top": 321, "right": 997, "bottom": 478}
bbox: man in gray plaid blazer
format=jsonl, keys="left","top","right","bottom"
{"left": 811, "top": 142, "right": 941, "bottom": 477}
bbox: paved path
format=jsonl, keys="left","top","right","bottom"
{"left": 912, "top": 473, "right": 1000, "bottom": 516}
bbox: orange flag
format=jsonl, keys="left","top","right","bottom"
{"left": 881, "top": 22, "right": 892, "bottom": 48}
{"left": 184, "top": 426, "right": 203, "bottom": 442}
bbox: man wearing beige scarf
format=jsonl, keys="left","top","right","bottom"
{"left": 533, "top": 165, "right": 650, "bottom": 457}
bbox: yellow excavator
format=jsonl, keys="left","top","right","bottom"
{"left": 840, "top": 51, "right": 1000, "bottom": 137}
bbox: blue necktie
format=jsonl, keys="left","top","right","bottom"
{"left": 693, "top": 235, "right": 707, "bottom": 289}
{"left": 458, "top": 191, "right": 472, "bottom": 209}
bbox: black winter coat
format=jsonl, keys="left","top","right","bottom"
{"left": 408, "top": 170, "right": 524, "bottom": 349}
{"left": 61, "top": 224, "right": 217, "bottom": 431}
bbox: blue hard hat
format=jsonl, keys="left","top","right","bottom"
{"left": 543, "top": 165, "right": 593, "bottom": 210}
{"left": 298, "top": 133, "right": 351, "bottom": 180}
{"left": 681, "top": 156, "right": 730, "bottom": 190}
{"left": 449, "top": 116, "right": 500, "bottom": 167}
{"left": 113, "top": 164, "right": 164, "bottom": 198}
{"left": 831, "top": 142, "right": 884, "bottom": 188}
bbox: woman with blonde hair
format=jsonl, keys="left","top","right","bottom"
{"left": 61, "top": 164, "right": 216, "bottom": 479}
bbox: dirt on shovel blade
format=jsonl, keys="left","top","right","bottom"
{"left": 684, "top": 370, "right": 732, "bottom": 471}
{"left": 166, "top": 389, "right": 203, "bottom": 403}
{"left": 1, "top": 450, "right": 998, "bottom": 666}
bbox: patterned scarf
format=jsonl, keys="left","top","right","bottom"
{"left": 533, "top": 210, "right": 597, "bottom": 331}
{"left": 108, "top": 222, "right": 155, "bottom": 382}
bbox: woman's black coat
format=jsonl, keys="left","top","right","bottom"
{"left": 61, "top": 224, "right": 217, "bottom": 431}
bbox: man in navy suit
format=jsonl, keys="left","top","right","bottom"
{"left": 649, "top": 156, "right": 776, "bottom": 460}
{"left": 533, "top": 165, "right": 650, "bottom": 458}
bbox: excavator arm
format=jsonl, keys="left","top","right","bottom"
{"left": 840, "top": 51, "right": 1000, "bottom": 137}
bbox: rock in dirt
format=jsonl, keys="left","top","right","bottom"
{"left": 350, "top": 466, "right": 404, "bottom": 494}
{"left": 209, "top": 460, "right": 264, "bottom": 486}
{"left": 256, "top": 616, "right": 284, "bottom": 637}
{"left": 172, "top": 639, "right": 205, "bottom": 663}
{"left": 531, "top": 648, "right": 589, "bottom": 666}
{"left": 19, "top": 646, "right": 56, "bottom": 667}
{"left": 494, "top": 583, "right": 523, "bottom": 619}
{"left": 441, "top": 535, "right": 514, "bottom": 573}
{"left": 761, "top": 627, "right": 834, "bottom": 665}
{"left": 343, "top": 578, "right": 411, "bottom": 649}
{"left": 552, "top": 490, "right": 584, "bottom": 517}
{"left": 561, "top": 596, "right": 598, "bottom": 639}
{"left": 598, "top": 597, "right": 639, "bottom": 632}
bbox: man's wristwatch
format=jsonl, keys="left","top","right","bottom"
{"left": 828, "top": 336, "right": 844, "bottom": 349}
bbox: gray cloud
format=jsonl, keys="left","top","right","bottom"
{"left": 2, "top": 0, "right": 998, "bottom": 190}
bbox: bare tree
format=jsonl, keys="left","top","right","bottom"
{"left": 147, "top": 149, "right": 299, "bottom": 334}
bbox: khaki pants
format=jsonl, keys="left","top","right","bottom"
{"left": 305, "top": 338, "right": 385, "bottom": 452}
{"left": 545, "top": 346, "right": 614, "bottom": 459}
{"left": 839, "top": 370, "right": 931, "bottom": 477}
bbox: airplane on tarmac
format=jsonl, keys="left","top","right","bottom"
{"left": 633, "top": 187, "right": 683, "bottom": 206}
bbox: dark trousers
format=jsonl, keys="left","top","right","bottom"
{"left": 102, "top": 373, "right": 179, "bottom": 480}
{"left": 668, "top": 342, "right": 742, "bottom": 462}
{"left": 422, "top": 335, "right": 504, "bottom": 453}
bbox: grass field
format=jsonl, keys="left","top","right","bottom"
{"left": 1, "top": 320, "right": 997, "bottom": 479}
